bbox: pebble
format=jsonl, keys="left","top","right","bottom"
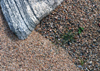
{"left": 97, "top": 18, "right": 100, "bottom": 22}
{"left": 89, "top": 61, "right": 92, "bottom": 64}
{"left": 97, "top": 30, "right": 100, "bottom": 33}
{"left": 78, "top": 65, "right": 83, "bottom": 69}
{"left": 93, "top": 39, "right": 96, "bottom": 43}
{"left": 99, "top": 23, "right": 100, "bottom": 27}
{"left": 68, "top": 41, "right": 71, "bottom": 45}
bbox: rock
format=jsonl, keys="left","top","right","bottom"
{"left": 99, "top": 23, "right": 100, "bottom": 27}
{"left": 78, "top": 65, "right": 82, "bottom": 69}
{"left": 97, "top": 30, "right": 100, "bottom": 33}
{"left": 89, "top": 61, "right": 92, "bottom": 64}
{"left": 1, "top": 0, "right": 63, "bottom": 39}
{"left": 68, "top": 41, "right": 71, "bottom": 45}
{"left": 93, "top": 39, "right": 96, "bottom": 43}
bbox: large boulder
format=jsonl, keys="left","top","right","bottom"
{"left": 0, "top": 0, "right": 63, "bottom": 40}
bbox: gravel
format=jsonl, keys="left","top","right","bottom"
{"left": 35, "top": 0, "right": 100, "bottom": 71}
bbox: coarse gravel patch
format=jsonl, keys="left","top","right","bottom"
{"left": 35, "top": 0, "right": 100, "bottom": 71}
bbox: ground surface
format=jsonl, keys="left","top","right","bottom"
{"left": 0, "top": 8, "right": 79, "bottom": 71}
{"left": 35, "top": 0, "right": 100, "bottom": 71}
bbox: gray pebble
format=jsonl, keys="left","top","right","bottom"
{"left": 93, "top": 39, "right": 96, "bottom": 43}
{"left": 78, "top": 65, "right": 83, "bottom": 68}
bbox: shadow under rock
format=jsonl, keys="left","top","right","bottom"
{"left": 0, "top": 8, "right": 19, "bottom": 41}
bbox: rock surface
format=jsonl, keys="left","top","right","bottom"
{"left": 0, "top": 0, "right": 63, "bottom": 39}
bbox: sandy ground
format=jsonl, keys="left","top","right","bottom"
{"left": 0, "top": 8, "right": 80, "bottom": 71}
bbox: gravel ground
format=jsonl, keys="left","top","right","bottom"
{"left": 0, "top": 8, "right": 80, "bottom": 70}
{"left": 35, "top": 0, "right": 100, "bottom": 71}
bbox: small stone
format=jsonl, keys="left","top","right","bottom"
{"left": 99, "top": 23, "right": 100, "bottom": 27}
{"left": 89, "top": 61, "right": 92, "bottom": 64}
{"left": 69, "top": 27, "right": 72, "bottom": 30}
{"left": 68, "top": 41, "right": 71, "bottom": 45}
{"left": 50, "top": 23, "right": 54, "bottom": 28}
{"left": 93, "top": 39, "right": 96, "bottom": 43}
{"left": 62, "top": 46, "right": 66, "bottom": 49}
{"left": 74, "top": 36, "right": 77, "bottom": 39}
{"left": 96, "top": 36, "right": 100, "bottom": 43}
{"left": 78, "top": 65, "right": 82, "bottom": 68}
{"left": 97, "top": 18, "right": 100, "bottom": 22}
{"left": 66, "top": 16, "right": 68, "bottom": 20}
{"left": 54, "top": 16, "right": 58, "bottom": 19}
{"left": 97, "top": 30, "right": 100, "bottom": 33}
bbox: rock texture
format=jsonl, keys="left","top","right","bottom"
{"left": 0, "top": 0, "right": 63, "bottom": 39}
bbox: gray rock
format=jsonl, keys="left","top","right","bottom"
{"left": 78, "top": 65, "right": 83, "bottom": 69}
{"left": 93, "top": 39, "right": 96, "bottom": 43}
{"left": 0, "top": 0, "right": 63, "bottom": 39}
